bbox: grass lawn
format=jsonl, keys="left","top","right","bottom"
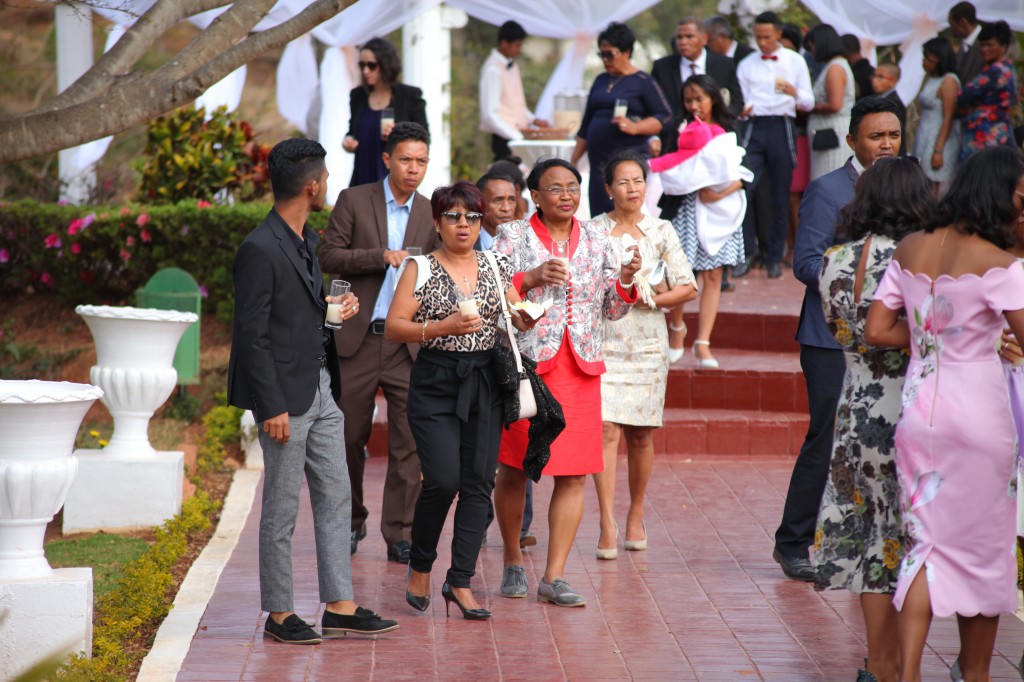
{"left": 45, "top": 533, "right": 151, "bottom": 596}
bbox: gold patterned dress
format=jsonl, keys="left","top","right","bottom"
{"left": 596, "top": 213, "right": 695, "bottom": 427}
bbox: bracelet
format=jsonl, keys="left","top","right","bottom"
{"left": 619, "top": 278, "right": 635, "bottom": 290}
{"left": 420, "top": 320, "right": 429, "bottom": 345}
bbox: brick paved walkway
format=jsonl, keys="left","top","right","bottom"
{"left": 176, "top": 455, "right": 1024, "bottom": 681}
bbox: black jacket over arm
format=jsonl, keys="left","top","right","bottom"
{"left": 227, "top": 210, "right": 341, "bottom": 423}
{"left": 346, "top": 83, "right": 429, "bottom": 138}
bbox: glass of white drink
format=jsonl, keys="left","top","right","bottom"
{"left": 380, "top": 107, "right": 395, "bottom": 138}
{"left": 552, "top": 240, "right": 570, "bottom": 285}
{"left": 456, "top": 278, "right": 479, "bottom": 318}
{"left": 325, "top": 279, "right": 351, "bottom": 330}
{"left": 613, "top": 98, "right": 628, "bottom": 119}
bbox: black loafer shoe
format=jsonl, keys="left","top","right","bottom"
{"left": 772, "top": 548, "right": 817, "bottom": 582}
{"left": 322, "top": 606, "right": 400, "bottom": 637}
{"left": 350, "top": 525, "right": 366, "bottom": 555}
{"left": 767, "top": 262, "right": 782, "bottom": 279}
{"left": 264, "top": 614, "right": 321, "bottom": 644}
{"left": 732, "top": 257, "right": 754, "bottom": 278}
{"left": 387, "top": 540, "right": 411, "bottom": 563}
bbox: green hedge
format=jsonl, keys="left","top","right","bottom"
{"left": 0, "top": 200, "right": 330, "bottom": 321}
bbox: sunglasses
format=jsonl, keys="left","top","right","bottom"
{"left": 440, "top": 211, "right": 483, "bottom": 226}
{"left": 597, "top": 50, "right": 618, "bottom": 61}
{"left": 358, "top": 61, "right": 379, "bottom": 71}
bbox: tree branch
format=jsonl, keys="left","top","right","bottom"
{"left": 0, "top": 0, "right": 346, "bottom": 163}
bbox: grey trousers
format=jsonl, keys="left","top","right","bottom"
{"left": 257, "top": 367, "right": 353, "bottom": 612}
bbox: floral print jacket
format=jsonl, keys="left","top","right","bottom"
{"left": 493, "top": 214, "right": 637, "bottom": 375}
{"left": 957, "top": 57, "right": 1016, "bottom": 160}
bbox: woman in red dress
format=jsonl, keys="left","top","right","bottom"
{"left": 492, "top": 158, "right": 640, "bottom": 606}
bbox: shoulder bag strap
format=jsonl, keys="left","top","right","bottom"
{"left": 483, "top": 250, "right": 525, "bottom": 376}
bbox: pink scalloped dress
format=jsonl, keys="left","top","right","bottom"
{"left": 874, "top": 259, "right": 1024, "bottom": 617}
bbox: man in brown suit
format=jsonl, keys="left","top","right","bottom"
{"left": 319, "top": 122, "right": 437, "bottom": 563}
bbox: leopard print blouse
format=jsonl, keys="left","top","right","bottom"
{"left": 412, "top": 251, "right": 514, "bottom": 352}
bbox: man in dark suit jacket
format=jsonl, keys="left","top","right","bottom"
{"left": 319, "top": 122, "right": 438, "bottom": 563}
{"left": 773, "top": 97, "right": 903, "bottom": 581}
{"left": 228, "top": 138, "right": 398, "bottom": 643}
{"left": 949, "top": 2, "right": 985, "bottom": 84}
{"left": 705, "top": 15, "right": 755, "bottom": 64}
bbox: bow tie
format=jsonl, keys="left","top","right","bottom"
{"left": 506, "top": 59, "right": 515, "bottom": 70}
{"left": 761, "top": 54, "right": 778, "bottom": 61}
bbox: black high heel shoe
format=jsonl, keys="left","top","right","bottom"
{"left": 406, "top": 566, "right": 430, "bottom": 612}
{"left": 441, "top": 581, "right": 491, "bottom": 620}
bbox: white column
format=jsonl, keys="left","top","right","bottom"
{"left": 403, "top": 2, "right": 468, "bottom": 194}
{"left": 56, "top": 4, "right": 95, "bottom": 204}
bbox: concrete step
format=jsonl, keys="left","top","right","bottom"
{"left": 667, "top": 348, "right": 807, "bottom": 412}
{"left": 658, "top": 408, "right": 807, "bottom": 456}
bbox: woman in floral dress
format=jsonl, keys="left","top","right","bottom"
{"left": 866, "top": 147, "right": 1024, "bottom": 682}
{"left": 956, "top": 20, "right": 1016, "bottom": 161}
{"left": 814, "top": 158, "right": 934, "bottom": 682}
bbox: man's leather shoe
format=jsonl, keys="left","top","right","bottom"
{"left": 264, "top": 614, "right": 321, "bottom": 644}
{"left": 322, "top": 606, "right": 399, "bottom": 637}
{"left": 350, "top": 525, "right": 367, "bottom": 555}
{"left": 732, "top": 257, "right": 755, "bottom": 278}
{"left": 387, "top": 540, "right": 411, "bottom": 563}
{"left": 772, "top": 548, "right": 816, "bottom": 582}
{"left": 767, "top": 262, "right": 782, "bottom": 279}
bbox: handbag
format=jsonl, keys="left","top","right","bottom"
{"left": 647, "top": 259, "right": 675, "bottom": 294}
{"left": 811, "top": 127, "right": 840, "bottom": 151}
{"left": 483, "top": 251, "right": 537, "bottom": 421}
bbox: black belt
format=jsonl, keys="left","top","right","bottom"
{"left": 370, "top": 320, "right": 386, "bottom": 335}
{"left": 752, "top": 115, "right": 791, "bottom": 121}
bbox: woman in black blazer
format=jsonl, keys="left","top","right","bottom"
{"left": 343, "top": 37, "right": 429, "bottom": 187}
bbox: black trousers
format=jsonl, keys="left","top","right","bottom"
{"left": 407, "top": 349, "right": 502, "bottom": 588}
{"left": 774, "top": 344, "right": 845, "bottom": 558}
{"left": 741, "top": 116, "right": 796, "bottom": 264}
{"left": 491, "top": 134, "right": 512, "bottom": 161}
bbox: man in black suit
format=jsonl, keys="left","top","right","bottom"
{"left": 705, "top": 15, "right": 755, "bottom": 64}
{"left": 949, "top": 1, "right": 985, "bottom": 84}
{"left": 841, "top": 34, "right": 875, "bottom": 101}
{"left": 227, "top": 138, "right": 398, "bottom": 644}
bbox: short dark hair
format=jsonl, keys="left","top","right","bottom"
{"left": 849, "top": 95, "right": 902, "bottom": 137}
{"left": 806, "top": 24, "right": 844, "bottom": 63}
{"left": 682, "top": 74, "right": 735, "bottom": 131}
{"left": 498, "top": 20, "right": 527, "bottom": 44}
{"left": 487, "top": 160, "right": 525, "bottom": 191}
{"left": 949, "top": 1, "right": 977, "bottom": 24}
{"left": 431, "top": 181, "right": 484, "bottom": 223}
{"left": 837, "top": 157, "right": 934, "bottom": 241}
{"left": 931, "top": 146, "right": 1024, "bottom": 249}
{"left": 526, "top": 158, "right": 582, "bottom": 191}
{"left": 841, "top": 34, "right": 861, "bottom": 55}
{"left": 979, "top": 20, "right": 1012, "bottom": 47}
{"left": 922, "top": 37, "right": 957, "bottom": 76}
{"left": 754, "top": 12, "right": 781, "bottom": 27}
{"left": 602, "top": 149, "right": 649, "bottom": 186}
{"left": 704, "top": 16, "right": 732, "bottom": 39}
{"left": 781, "top": 23, "right": 803, "bottom": 51}
{"left": 385, "top": 121, "right": 430, "bottom": 154}
{"left": 359, "top": 37, "right": 401, "bottom": 87}
{"left": 267, "top": 138, "right": 326, "bottom": 201}
{"left": 598, "top": 22, "right": 635, "bottom": 56}
{"left": 476, "top": 172, "right": 517, "bottom": 194}
{"left": 677, "top": 16, "right": 703, "bottom": 31}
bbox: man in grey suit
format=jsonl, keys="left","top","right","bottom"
{"left": 319, "top": 122, "right": 438, "bottom": 563}
{"left": 228, "top": 138, "right": 398, "bottom": 643}
{"left": 773, "top": 97, "right": 903, "bottom": 581}
{"left": 949, "top": 2, "right": 984, "bottom": 84}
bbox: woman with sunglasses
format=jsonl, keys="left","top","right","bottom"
{"left": 570, "top": 22, "right": 672, "bottom": 217}
{"left": 492, "top": 158, "right": 640, "bottom": 607}
{"left": 386, "top": 182, "right": 538, "bottom": 621}
{"left": 342, "top": 37, "right": 429, "bottom": 188}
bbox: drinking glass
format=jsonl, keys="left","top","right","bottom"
{"left": 613, "top": 99, "right": 628, "bottom": 119}
{"left": 380, "top": 107, "right": 395, "bottom": 138}
{"left": 552, "top": 241, "right": 570, "bottom": 285}
{"left": 325, "top": 280, "right": 351, "bottom": 330}
{"left": 456, "top": 279, "right": 479, "bottom": 318}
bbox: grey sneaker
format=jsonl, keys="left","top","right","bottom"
{"left": 500, "top": 564, "right": 528, "bottom": 598}
{"left": 537, "top": 577, "right": 586, "bottom": 607}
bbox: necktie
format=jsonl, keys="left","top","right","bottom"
{"left": 690, "top": 63, "right": 698, "bottom": 75}
{"left": 761, "top": 54, "right": 778, "bottom": 61}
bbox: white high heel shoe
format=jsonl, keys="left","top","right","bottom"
{"left": 693, "top": 340, "right": 719, "bottom": 369}
{"left": 596, "top": 523, "right": 618, "bottom": 560}
{"left": 668, "top": 322, "right": 686, "bottom": 363}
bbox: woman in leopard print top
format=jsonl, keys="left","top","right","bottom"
{"left": 386, "top": 181, "right": 537, "bottom": 620}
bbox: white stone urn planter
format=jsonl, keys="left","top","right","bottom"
{"left": 0, "top": 379, "right": 100, "bottom": 677}
{"left": 63, "top": 305, "right": 197, "bottom": 533}
{"left": 74, "top": 305, "right": 198, "bottom": 457}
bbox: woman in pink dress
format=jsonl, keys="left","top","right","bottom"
{"left": 865, "top": 146, "right": 1024, "bottom": 682}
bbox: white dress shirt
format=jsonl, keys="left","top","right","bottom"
{"left": 679, "top": 48, "right": 708, "bottom": 81}
{"left": 736, "top": 47, "right": 814, "bottom": 117}
{"left": 370, "top": 177, "right": 411, "bottom": 321}
{"left": 962, "top": 23, "right": 982, "bottom": 53}
{"left": 479, "top": 48, "right": 534, "bottom": 141}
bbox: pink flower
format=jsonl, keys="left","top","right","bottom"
{"left": 120, "top": 206, "right": 131, "bottom": 216}
{"left": 70, "top": 243, "right": 81, "bottom": 255}
{"left": 0, "top": 248, "right": 9, "bottom": 264}
{"left": 136, "top": 213, "right": 150, "bottom": 226}
{"left": 126, "top": 236, "right": 135, "bottom": 247}
{"left": 140, "top": 229, "right": 152, "bottom": 243}
{"left": 197, "top": 199, "right": 212, "bottom": 209}
{"left": 57, "top": 199, "right": 68, "bottom": 206}
{"left": 67, "top": 218, "right": 85, "bottom": 235}
{"left": 40, "top": 272, "right": 53, "bottom": 285}
{"left": 120, "top": 248, "right": 131, "bottom": 261}
{"left": 199, "top": 285, "right": 209, "bottom": 298}
{"left": 44, "top": 233, "right": 62, "bottom": 249}
{"left": 82, "top": 213, "right": 95, "bottom": 228}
